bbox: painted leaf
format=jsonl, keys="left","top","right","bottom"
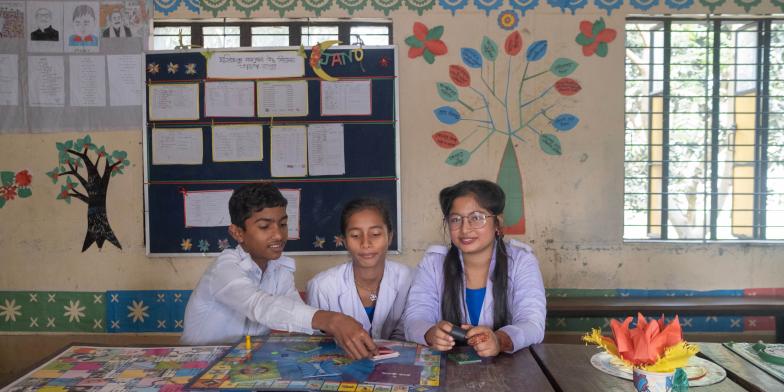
{"left": 596, "top": 28, "right": 617, "bottom": 43}
{"left": 405, "top": 35, "right": 424, "bottom": 48}
{"left": 481, "top": 36, "right": 499, "bottom": 61}
{"left": 575, "top": 33, "right": 593, "bottom": 46}
{"left": 593, "top": 18, "right": 606, "bottom": 37}
{"left": 0, "top": 171, "right": 14, "bottom": 186}
{"left": 413, "top": 22, "right": 428, "bottom": 40}
{"left": 460, "top": 48, "right": 483, "bottom": 68}
{"left": 497, "top": 139, "right": 524, "bottom": 232}
{"left": 434, "top": 106, "right": 461, "bottom": 125}
{"left": 449, "top": 65, "right": 471, "bottom": 87}
{"left": 425, "top": 40, "right": 448, "bottom": 55}
{"left": 432, "top": 131, "right": 460, "bottom": 148}
{"left": 446, "top": 149, "right": 471, "bottom": 166}
{"left": 554, "top": 78, "right": 582, "bottom": 96}
{"left": 596, "top": 42, "right": 609, "bottom": 57}
{"left": 425, "top": 25, "right": 444, "bottom": 41}
{"left": 436, "top": 82, "right": 459, "bottom": 102}
{"left": 526, "top": 40, "right": 548, "bottom": 62}
{"left": 550, "top": 58, "right": 578, "bottom": 77}
{"left": 505, "top": 31, "right": 523, "bottom": 56}
{"left": 17, "top": 188, "right": 32, "bottom": 198}
{"left": 539, "top": 134, "right": 562, "bottom": 155}
{"left": 552, "top": 113, "right": 580, "bottom": 131}
{"left": 0, "top": 198, "right": 5, "bottom": 208}
{"left": 423, "top": 49, "right": 436, "bottom": 64}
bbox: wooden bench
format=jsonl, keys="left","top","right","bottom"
{"left": 546, "top": 296, "right": 784, "bottom": 343}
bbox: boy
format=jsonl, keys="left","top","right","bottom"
{"left": 68, "top": 5, "right": 98, "bottom": 47}
{"left": 181, "top": 183, "right": 377, "bottom": 359}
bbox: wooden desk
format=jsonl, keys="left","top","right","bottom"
{"left": 444, "top": 346, "right": 554, "bottom": 391}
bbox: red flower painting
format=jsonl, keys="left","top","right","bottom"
{"left": 405, "top": 22, "right": 448, "bottom": 64}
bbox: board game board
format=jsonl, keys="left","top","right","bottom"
{"left": 1, "top": 345, "right": 229, "bottom": 392}
{"left": 188, "top": 335, "right": 444, "bottom": 391}
{"left": 723, "top": 342, "right": 784, "bottom": 383}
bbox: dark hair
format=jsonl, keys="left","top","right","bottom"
{"left": 438, "top": 179, "right": 510, "bottom": 330}
{"left": 340, "top": 198, "right": 393, "bottom": 235}
{"left": 229, "top": 182, "right": 287, "bottom": 228}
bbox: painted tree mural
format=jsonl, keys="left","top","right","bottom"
{"left": 432, "top": 30, "right": 581, "bottom": 234}
{"left": 46, "top": 135, "right": 129, "bottom": 251}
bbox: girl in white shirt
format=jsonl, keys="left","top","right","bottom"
{"left": 307, "top": 198, "right": 412, "bottom": 340}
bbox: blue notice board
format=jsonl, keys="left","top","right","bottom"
{"left": 144, "top": 46, "right": 399, "bottom": 255}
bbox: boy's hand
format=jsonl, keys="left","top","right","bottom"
{"left": 424, "top": 320, "right": 456, "bottom": 351}
{"left": 313, "top": 310, "right": 377, "bottom": 359}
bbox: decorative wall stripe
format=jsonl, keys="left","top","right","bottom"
{"left": 153, "top": 0, "right": 784, "bottom": 18}
{"left": 0, "top": 289, "right": 779, "bottom": 334}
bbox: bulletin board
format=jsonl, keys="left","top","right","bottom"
{"left": 143, "top": 46, "right": 399, "bottom": 255}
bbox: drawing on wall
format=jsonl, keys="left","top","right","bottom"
{"left": 26, "top": 1, "right": 62, "bottom": 52}
{"left": 575, "top": 18, "right": 617, "bottom": 57}
{"left": 405, "top": 22, "right": 447, "bottom": 64}
{"left": 432, "top": 30, "right": 581, "bottom": 234}
{"left": 45, "top": 135, "right": 130, "bottom": 251}
{"left": 0, "top": 1, "right": 24, "bottom": 39}
{"left": 100, "top": 2, "right": 132, "bottom": 38}
{"left": 64, "top": 2, "right": 99, "bottom": 53}
{"left": 497, "top": 10, "right": 519, "bottom": 31}
{"left": 0, "top": 170, "right": 31, "bottom": 209}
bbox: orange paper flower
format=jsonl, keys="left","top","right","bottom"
{"left": 583, "top": 313, "right": 699, "bottom": 372}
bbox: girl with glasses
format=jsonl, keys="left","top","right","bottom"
{"left": 403, "top": 179, "right": 546, "bottom": 356}
{"left": 307, "top": 198, "right": 413, "bottom": 340}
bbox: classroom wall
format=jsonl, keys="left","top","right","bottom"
{"left": 2, "top": 4, "right": 784, "bottom": 299}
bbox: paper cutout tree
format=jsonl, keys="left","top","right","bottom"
{"left": 433, "top": 31, "right": 581, "bottom": 234}
{"left": 46, "top": 135, "right": 129, "bottom": 251}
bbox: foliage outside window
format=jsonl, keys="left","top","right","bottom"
{"left": 624, "top": 17, "right": 784, "bottom": 241}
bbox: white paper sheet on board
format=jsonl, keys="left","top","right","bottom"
{"left": 307, "top": 123, "right": 345, "bottom": 176}
{"left": 320, "top": 79, "right": 372, "bottom": 116}
{"left": 69, "top": 55, "right": 106, "bottom": 107}
{"left": 257, "top": 80, "right": 308, "bottom": 117}
{"left": 26, "top": 1, "right": 64, "bottom": 53}
{"left": 212, "top": 124, "right": 263, "bottom": 162}
{"left": 270, "top": 125, "right": 307, "bottom": 177}
{"left": 27, "top": 55, "right": 64, "bottom": 107}
{"left": 205, "top": 81, "right": 255, "bottom": 117}
{"left": 207, "top": 51, "right": 304, "bottom": 79}
{"left": 107, "top": 54, "right": 142, "bottom": 106}
{"left": 280, "top": 189, "right": 300, "bottom": 239}
{"left": 148, "top": 83, "right": 200, "bottom": 121}
{"left": 184, "top": 190, "right": 233, "bottom": 227}
{"left": 152, "top": 128, "right": 203, "bottom": 165}
{"left": 0, "top": 54, "right": 19, "bottom": 106}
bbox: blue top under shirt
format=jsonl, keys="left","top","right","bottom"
{"left": 465, "top": 287, "right": 486, "bottom": 326}
{"left": 364, "top": 305, "right": 376, "bottom": 323}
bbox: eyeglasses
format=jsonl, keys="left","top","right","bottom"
{"left": 445, "top": 211, "right": 495, "bottom": 230}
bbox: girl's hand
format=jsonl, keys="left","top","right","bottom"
{"left": 424, "top": 320, "right": 456, "bottom": 351}
{"left": 466, "top": 326, "right": 500, "bottom": 357}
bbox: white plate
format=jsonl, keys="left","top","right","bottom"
{"left": 590, "top": 351, "right": 727, "bottom": 387}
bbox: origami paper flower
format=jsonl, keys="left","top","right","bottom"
{"left": 405, "top": 22, "right": 448, "bottom": 64}
{"left": 575, "top": 18, "right": 617, "bottom": 57}
{"left": 583, "top": 313, "right": 699, "bottom": 372}
{"left": 497, "top": 10, "right": 519, "bottom": 31}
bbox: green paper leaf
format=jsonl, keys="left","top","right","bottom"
{"left": 1, "top": 171, "right": 14, "bottom": 186}
{"left": 596, "top": 42, "right": 609, "bottom": 57}
{"left": 539, "top": 134, "right": 562, "bottom": 155}
{"left": 112, "top": 150, "right": 127, "bottom": 160}
{"left": 405, "top": 35, "right": 424, "bottom": 48}
{"left": 425, "top": 25, "right": 444, "bottom": 41}
{"left": 436, "top": 82, "right": 459, "bottom": 102}
{"left": 17, "top": 188, "right": 32, "bottom": 198}
{"left": 423, "top": 49, "right": 435, "bottom": 64}
{"left": 550, "top": 58, "right": 578, "bottom": 77}
{"left": 575, "top": 34, "right": 593, "bottom": 46}
{"left": 481, "top": 36, "right": 499, "bottom": 61}
{"left": 497, "top": 139, "right": 524, "bottom": 229}
{"left": 0, "top": 197, "right": 5, "bottom": 208}
{"left": 446, "top": 149, "right": 471, "bottom": 166}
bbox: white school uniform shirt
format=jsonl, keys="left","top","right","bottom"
{"left": 306, "top": 260, "right": 413, "bottom": 340}
{"left": 180, "top": 245, "right": 318, "bottom": 345}
{"left": 403, "top": 239, "right": 546, "bottom": 353}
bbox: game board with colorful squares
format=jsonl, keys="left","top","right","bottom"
{"left": 188, "top": 335, "right": 443, "bottom": 391}
{"left": 1, "top": 345, "right": 230, "bottom": 392}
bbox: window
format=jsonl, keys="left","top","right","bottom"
{"left": 624, "top": 17, "right": 784, "bottom": 241}
{"left": 152, "top": 20, "right": 391, "bottom": 50}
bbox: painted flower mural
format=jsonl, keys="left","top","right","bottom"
{"left": 405, "top": 22, "right": 448, "bottom": 64}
